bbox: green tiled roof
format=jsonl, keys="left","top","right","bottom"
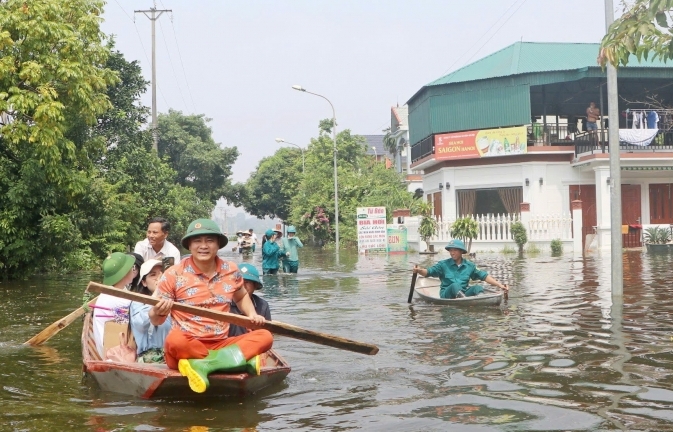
{"left": 428, "top": 42, "right": 671, "bottom": 87}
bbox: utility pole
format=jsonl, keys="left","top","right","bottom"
{"left": 605, "top": 0, "right": 622, "bottom": 297}
{"left": 135, "top": 2, "right": 171, "bottom": 152}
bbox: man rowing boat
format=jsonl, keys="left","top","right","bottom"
{"left": 150, "top": 218, "right": 272, "bottom": 393}
{"left": 413, "top": 239, "right": 508, "bottom": 299}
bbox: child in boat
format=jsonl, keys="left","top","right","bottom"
{"left": 129, "top": 259, "right": 172, "bottom": 363}
{"left": 92, "top": 252, "right": 137, "bottom": 358}
{"left": 229, "top": 263, "right": 271, "bottom": 337}
{"left": 413, "top": 239, "right": 508, "bottom": 299}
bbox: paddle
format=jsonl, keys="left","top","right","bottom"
{"left": 407, "top": 272, "right": 418, "bottom": 303}
{"left": 86, "top": 281, "right": 379, "bottom": 356}
{"left": 24, "top": 296, "right": 98, "bottom": 346}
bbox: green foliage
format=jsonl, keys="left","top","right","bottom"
{"left": 501, "top": 245, "right": 516, "bottom": 254}
{"left": 450, "top": 217, "right": 479, "bottom": 252}
{"left": 510, "top": 221, "right": 528, "bottom": 254}
{"left": 600, "top": 0, "right": 673, "bottom": 67}
{"left": 644, "top": 226, "right": 671, "bottom": 244}
{"left": 0, "top": 11, "right": 220, "bottom": 278}
{"left": 240, "top": 147, "right": 303, "bottom": 221}
{"left": 526, "top": 243, "right": 541, "bottom": 255}
{"left": 158, "top": 110, "right": 239, "bottom": 203}
{"left": 382, "top": 127, "right": 398, "bottom": 159}
{"left": 416, "top": 201, "right": 437, "bottom": 250}
{"left": 284, "top": 122, "right": 414, "bottom": 246}
{"left": 550, "top": 239, "right": 563, "bottom": 256}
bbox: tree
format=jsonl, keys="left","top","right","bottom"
{"left": 0, "top": 0, "right": 119, "bottom": 277}
{"left": 600, "top": 0, "right": 673, "bottom": 67}
{"left": 382, "top": 127, "right": 398, "bottom": 158}
{"left": 416, "top": 201, "right": 437, "bottom": 252}
{"left": 289, "top": 121, "right": 414, "bottom": 245}
{"left": 157, "top": 110, "right": 239, "bottom": 203}
{"left": 450, "top": 217, "right": 479, "bottom": 253}
{"left": 241, "top": 147, "right": 303, "bottom": 221}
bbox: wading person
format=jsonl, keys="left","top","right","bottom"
{"left": 248, "top": 228, "right": 259, "bottom": 253}
{"left": 413, "top": 239, "right": 508, "bottom": 299}
{"left": 134, "top": 217, "right": 181, "bottom": 264}
{"left": 281, "top": 226, "right": 303, "bottom": 273}
{"left": 262, "top": 229, "right": 284, "bottom": 275}
{"left": 150, "top": 218, "right": 272, "bottom": 393}
{"left": 229, "top": 263, "right": 271, "bottom": 337}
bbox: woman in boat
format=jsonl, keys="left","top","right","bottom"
{"left": 413, "top": 239, "right": 508, "bottom": 299}
{"left": 229, "top": 263, "right": 271, "bottom": 337}
{"left": 92, "top": 252, "right": 137, "bottom": 358}
{"left": 129, "top": 259, "right": 172, "bottom": 363}
{"left": 262, "top": 229, "right": 284, "bottom": 275}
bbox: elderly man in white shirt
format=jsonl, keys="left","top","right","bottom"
{"left": 134, "top": 217, "right": 182, "bottom": 265}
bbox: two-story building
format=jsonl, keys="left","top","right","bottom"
{"left": 408, "top": 42, "right": 673, "bottom": 252}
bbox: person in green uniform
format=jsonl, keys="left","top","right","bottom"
{"left": 262, "top": 229, "right": 284, "bottom": 275}
{"left": 281, "top": 226, "right": 303, "bottom": 273}
{"left": 413, "top": 239, "right": 508, "bottom": 299}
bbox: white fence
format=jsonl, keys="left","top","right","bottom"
{"left": 431, "top": 213, "right": 573, "bottom": 243}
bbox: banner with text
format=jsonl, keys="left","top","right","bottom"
{"left": 434, "top": 126, "right": 527, "bottom": 161}
{"left": 357, "top": 207, "right": 387, "bottom": 252}
{"left": 386, "top": 225, "right": 408, "bottom": 253}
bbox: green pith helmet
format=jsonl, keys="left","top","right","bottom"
{"left": 103, "top": 252, "right": 136, "bottom": 286}
{"left": 238, "top": 263, "right": 263, "bottom": 290}
{"left": 287, "top": 226, "right": 297, "bottom": 233}
{"left": 265, "top": 229, "right": 274, "bottom": 238}
{"left": 444, "top": 239, "right": 468, "bottom": 254}
{"left": 181, "top": 218, "right": 228, "bottom": 249}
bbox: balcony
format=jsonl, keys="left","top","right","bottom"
{"left": 410, "top": 125, "right": 673, "bottom": 164}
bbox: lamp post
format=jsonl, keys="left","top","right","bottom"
{"left": 371, "top": 146, "right": 378, "bottom": 160}
{"left": 275, "top": 138, "right": 305, "bottom": 173}
{"left": 292, "top": 85, "right": 339, "bottom": 250}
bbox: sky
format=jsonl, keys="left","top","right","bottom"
{"left": 101, "top": 0, "right": 615, "bottom": 191}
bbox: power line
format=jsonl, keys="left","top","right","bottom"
{"left": 461, "top": 0, "right": 529, "bottom": 68}
{"left": 168, "top": 14, "right": 198, "bottom": 113}
{"left": 438, "top": 0, "right": 526, "bottom": 77}
{"left": 158, "top": 19, "right": 189, "bottom": 112}
{"left": 111, "top": 0, "right": 171, "bottom": 111}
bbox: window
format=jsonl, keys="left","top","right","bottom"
{"left": 457, "top": 187, "right": 523, "bottom": 217}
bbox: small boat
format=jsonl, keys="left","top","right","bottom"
{"left": 81, "top": 312, "right": 291, "bottom": 399}
{"left": 414, "top": 277, "right": 503, "bottom": 306}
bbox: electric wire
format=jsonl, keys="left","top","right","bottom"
{"left": 158, "top": 18, "right": 190, "bottom": 112}
{"left": 437, "top": 0, "right": 525, "bottom": 77}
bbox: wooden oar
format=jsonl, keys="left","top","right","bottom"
{"left": 407, "top": 272, "right": 418, "bottom": 303}
{"left": 86, "top": 282, "right": 379, "bottom": 356}
{"left": 24, "top": 296, "right": 98, "bottom": 346}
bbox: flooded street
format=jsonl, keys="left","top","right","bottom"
{"left": 2, "top": 248, "right": 673, "bottom": 431}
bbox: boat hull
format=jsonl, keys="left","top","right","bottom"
{"left": 414, "top": 277, "right": 503, "bottom": 306}
{"left": 82, "top": 313, "right": 290, "bottom": 399}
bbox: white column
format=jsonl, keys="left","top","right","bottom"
{"left": 520, "top": 202, "right": 531, "bottom": 235}
{"left": 571, "top": 200, "right": 583, "bottom": 255}
{"left": 594, "top": 166, "right": 611, "bottom": 250}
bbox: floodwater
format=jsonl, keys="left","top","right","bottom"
{"left": 2, "top": 248, "right": 673, "bottom": 431}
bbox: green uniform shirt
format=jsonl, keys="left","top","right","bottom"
{"left": 426, "top": 258, "right": 488, "bottom": 297}
{"left": 281, "top": 237, "right": 303, "bottom": 261}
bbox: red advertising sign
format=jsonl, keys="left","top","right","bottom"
{"left": 434, "top": 126, "right": 527, "bottom": 161}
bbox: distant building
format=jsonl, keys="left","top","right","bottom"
{"left": 407, "top": 41, "right": 673, "bottom": 252}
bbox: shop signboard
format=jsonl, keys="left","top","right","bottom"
{"left": 356, "top": 207, "right": 387, "bottom": 252}
{"left": 434, "top": 126, "right": 527, "bottom": 161}
{"left": 386, "top": 225, "right": 408, "bottom": 253}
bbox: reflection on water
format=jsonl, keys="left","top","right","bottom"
{"left": 3, "top": 249, "right": 673, "bottom": 430}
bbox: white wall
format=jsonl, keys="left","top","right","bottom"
{"left": 422, "top": 161, "right": 583, "bottom": 219}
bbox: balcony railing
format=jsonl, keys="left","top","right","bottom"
{"left": 410, "top": 126, "right": 673, "bottom": 163}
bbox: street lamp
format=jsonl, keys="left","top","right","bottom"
{"left": 275, "top": 138, "right": 305, "bottom": 173}
{"left": 292, "top": 84, "right": 340, "bottom": 250}
{"left": 371, "top": 146, "right": 378, "bottom": 160}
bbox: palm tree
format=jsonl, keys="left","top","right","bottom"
{"left": 382, "top": 127, "right": 398, "bottom": 159}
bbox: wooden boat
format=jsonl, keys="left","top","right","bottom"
{"left": 414, "top": 276, "right": 503, "bottom": 306}
{"left": 81, "top": 312, "right": 291, "bottom": 399}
